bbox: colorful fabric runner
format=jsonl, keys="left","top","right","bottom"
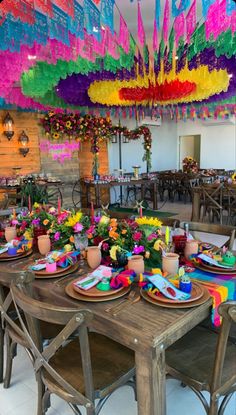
{"left": 188, "top": 268, "right": 236, "bottom": 326}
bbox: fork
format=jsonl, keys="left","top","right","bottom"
{"left": 105, "top": 290, "right": 136, "bottom": 313}
{"left": 112, "top": 294, "right": 141, "bottom": 316}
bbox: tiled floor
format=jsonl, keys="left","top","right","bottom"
{"left": 0, "top": 345, "right": 235, "bottom": 415}
{"left": 0, "top": 200, "right": 235, "bottom": 415}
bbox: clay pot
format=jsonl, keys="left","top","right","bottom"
{"left": 86, "top": 246, "right": 101, "bottom": 269}
{"left": 5, "top": 227, "right": 17, "bottom": 242}
{"left": 127, "top": 255, "right": 145, "bottom": 276}
{"left": 37, "top": 235, "right": 51, "bottom": 256}
{"left": 162, "top": 253, "right": 179, "bottom": 275}
{"left": 184, "top": 240, "right": 199, "bottom": 259}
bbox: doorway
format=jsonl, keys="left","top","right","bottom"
{"left": 179, "top": 135, "right": 201, "bottom": 170}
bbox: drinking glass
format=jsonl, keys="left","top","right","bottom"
{"left": 74, "top": 235, "right": 88, "bottom": 264}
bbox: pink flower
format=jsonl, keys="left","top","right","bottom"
{"left": 54, "top": 231, "right": 61, "bottom": 241}
{"left": 73, "top": 222, "right": 83, "bottom": 233}
{"left": 133, "top": 231, "right": 142, "bottom": 242}
{"left": 57, "top": 212, "right": 68, "bottom": 224}
{"left": 11, "top": 219, "right": 19, "bottom": 226}
{"left": 147, "top": 233, "right": 157, "bottom": 241}
{"left": 102, "top": 242, "right": 109, "bottom": 251}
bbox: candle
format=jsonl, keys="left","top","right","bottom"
{"left": 28, "top": 195, "right": 32, "bottom": 212}
{"left": 57, "top": 197, "right": 61, "bottom": 215}
{"left": 139, "top": 206, "right": 143, "bottom": 218}
{"left": 12, "top": 208, "right": 16, "bottom": 219}
{"left": 91, "top": 201, "right": 95, "bottom": 224}
{"left": 165, "top": 226, "right": 170, "bottom": 246}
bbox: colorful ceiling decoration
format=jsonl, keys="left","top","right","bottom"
{"left": 0, "top": 0, "right": 235, "bottom": 120}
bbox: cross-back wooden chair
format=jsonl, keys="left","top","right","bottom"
{"left": 179, "top": 221, "right": 235, "bottom": 251}
{"left": 200, "top": 183, "right": 224, "bottom": 224}
{"left": 224, "top": 184, "right": 236, "bottom": 225}
{"left": 166, "top": 301, "right": 236, "bottom": 415}
{"left": 11, "top": 272, "right": 135, "bottom": 415}
{"left": 0, "top": 279, "right": 62, "bottom": 389}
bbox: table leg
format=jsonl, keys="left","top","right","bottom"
{"left": 191, "top": 191, "right": 200, "bottom": 221}
{"left": 135, "top": 347, "right": 166, "bottom": 415}
{"left": 153, "top": 182, "right": 158, "bottom": 210}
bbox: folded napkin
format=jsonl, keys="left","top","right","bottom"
{"left": 197, "top": 253, "right": 233, "bottom": 269}
{"left": 110, "top": 270, "right": 136, "bottom": 289}
{"left": 74, "top": 266, "right": 113, "bottom": 291}
{"left": 146, "top": 274, "right": 191, "bottom": 300}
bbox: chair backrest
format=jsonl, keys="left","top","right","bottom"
{"left": 211, "top": 301, "right": 236, "bottom": 392}
{"left": 10, "top": 271, "right": 95, "bottom": 409}
{"left": 179, "top": 221, "right": 235, "bottom": 250}
{"left": 201, "top": 183, "right": 223, "bottom": 209}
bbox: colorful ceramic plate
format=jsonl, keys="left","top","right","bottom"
{"left": 72, "top": 275, "right": 124, "bottom": 297}
{"left": 0, "top": 249, "right": 33, "bottom": 261}
{"left": 193, "top": 261, "right": 236, "bottom": 275}
{"left": 65, "top": 282, "right": 130, "bottom": 302}
{"left": 147, "top": 282, "right": 204, "bottom": 305}
{"left": 34, "top": 262, "right": 79, "bottom": 279}
{"left": 141, "top": 286, "right": 211, "bottom": 309}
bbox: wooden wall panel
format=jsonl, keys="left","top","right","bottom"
{"left": 0, "top": 110, "right": 41, "bottom": 176}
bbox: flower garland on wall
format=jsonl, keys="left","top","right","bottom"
{"left": 111, "top": 125, "right": 152, "bottom": 172}
{"left": 41, "top": 113, "right": 152, "bottom": 174}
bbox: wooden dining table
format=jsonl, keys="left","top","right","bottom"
{"left": 0, "top": 254, "right": 212, "bottom": 415}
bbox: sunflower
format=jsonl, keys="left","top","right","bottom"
{"left": 231, "top": 172, "right": 236, "bottom": 181}
{"left": 53, "top": 132, "right": 59, "bottom": 139}
{"left": 135, "top": 217, "right": 162, "bottom": 228}
{"left": 66, "top": 121, "right": 72, "bottom": 128}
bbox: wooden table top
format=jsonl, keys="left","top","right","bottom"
{"left": 0, "top": 254, "right": 212, "bottom": 351}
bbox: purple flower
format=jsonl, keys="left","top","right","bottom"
{"left": 73, "top": 222, "right": 83, "bottom": 233}
{"left": 32, "top": 218, "right": 40, "bottom": 226}
{"left": 133, "top": 245, "right": 145, "bottom": 254}
{"left": 54, "top": 231, "right": 61, "bottom": 241}
{"left": 94, "top": 215, "right": 101, "bottom": 223}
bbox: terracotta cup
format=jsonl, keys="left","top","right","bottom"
{"left": 37, "top": 235, "right": 51, "bottom": 256}
{"left": 184, "top": 240, "right": 199, "bottom": 259}
{"left": 86, "top": 246, "right": 101, "bottom": 269}
{"left": 127, "top": 255, "right": 145, "bottom": 276}
{"left": 162, "top": 253, "right": 179, "bottom": 276}
{"left": 5, "top": 226, "right": 17, "bottom": 242}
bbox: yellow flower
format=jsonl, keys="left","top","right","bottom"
{"left": 24, "top": 230, "right": 33, "bottom": 240}
{"left": 66, "top": 121, "right": 71, "bottom": 128}
{"left": 135, "top": 217, "right": 162, "bottom": 228}
{"left": 231, "top": 172, "right": 236, "bottom": 181}
{"left": 153, "top": 239, "right": 164, "bottom": 251}
{"left": 33, "top": 202, "right": 40, "bottom": 208}
{"left": 53, "top": 132, "right": 59, "bottom": 139}
{"left": 99, "top": 215, "right": 110, "bottom": 225}
{"left": 43, "top": 219, "right": 49, "bottom": 226}
{"left": 110, "top": 245, "right": 120, "bottom": 261}
{"left": 65, "top": 211, "right": 83, "bottom": 227}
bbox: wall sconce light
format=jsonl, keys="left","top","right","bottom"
{"left": 3, "top": 112, "right": 14, "bottom": 140}
{"left": 18, "top": 130, "right": 29, "bottom": 157}
{"left": 122, "top": 134, "right": 130, "bottom": 144}
{"left": 111, "top": 133, "right": 118, "bottom": 144}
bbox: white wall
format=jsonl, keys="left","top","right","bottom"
{"left": 108, "top": 117, "right": 236, "bottom": 173}
{"left": 108, "top": 116, "right": 178, "bottom": 174}
{"left": 177, "top": 119, "right": 236, "bottom": 170}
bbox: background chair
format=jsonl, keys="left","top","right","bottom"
{"left": 200, "top": 183, "right": 224, "bottom": 224}
{"left": 11, "top": 272, "right": 135, "bottom": 415}
{"left": 179, "top": 221, "right": 235, "bottom": 251}
{"left": 166, "top": 301, "right": 236, "bottom": 415}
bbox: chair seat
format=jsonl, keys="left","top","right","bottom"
{"left": 43, "top": 332, "right": 135, "bottom": 398}
{"left": 166, "top": 327, "right": 236, "bottom": 391}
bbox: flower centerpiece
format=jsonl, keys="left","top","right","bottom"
{"left": 182, "top": 156, "right": 198, "bottom": 174}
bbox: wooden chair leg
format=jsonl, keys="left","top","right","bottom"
{"left": 209, "top": 395, "right": 219, "bottom": 415}
{"left": 4, "top": 334, "right": 17, "bottom": 389}
{"left": 0, "top": 323, "right": 4, "bottom": 383}
{"left": 36, "top": 371, "right": 45, "bottom": 415}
